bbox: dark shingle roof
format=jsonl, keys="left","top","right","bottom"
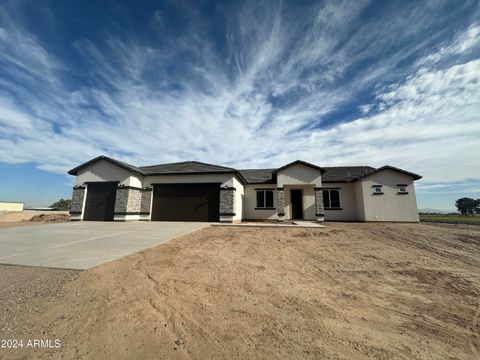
{"left": 238, "top": 166, "right": 378, "bottom": 184}
{"left": 139, "top": 161, "right": 236, "bottom": 175}
{"left": 321, "top": 166, "right": 377, "bottom": 182}
{"left": 239, "top": 160, "right": 324, "bottom": 184}
{"left": 239, "top": 165, "right": 421, "bottom": 183}
{"left": 375, "top": 165, "right": 422, "bottom": 180}
{"left": 238, "top": 169, "right": 276, "bottom": 184}
{"left": 69, "top": 156, "right": 421, "bottom": 183}
{"left": 68, "top": 156, "right": 145, "bottom": 176}
{"left": 276, "top": 160, "right": 325, "bottom": 173}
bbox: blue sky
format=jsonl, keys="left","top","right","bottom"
{"left": 0, "top": 0, "right": 479, "bottom": 210}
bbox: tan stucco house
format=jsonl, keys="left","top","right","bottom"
{"left": 68, "top": 156, "right": 421, "bottom": 223}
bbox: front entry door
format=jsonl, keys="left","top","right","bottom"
{"left": 290, "top": 190, "right": 303, "bottom": 219}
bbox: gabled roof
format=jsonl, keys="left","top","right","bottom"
{"left": 322, "top": 165, "right": 422, "bottom": 182}
{"left": 241, "top": 164, "right": 421, "bottom": 184}
{"left": 68, "top": 157, "right": 247, "bottom": 183}
{"left": 322, "top": 166, "right": 377, "bottom": 182}
{"left": 68, "top": 155, "right": 145, "bottom": 176}
{"left": 68, "top": 156, "right": 421, "bottom": 184}
{"left": 139, "top": 161, "right": 237, "bottom": 175}
{"left": 275, "top": 160, "right": 325, "bottom": 174}
{"left": 372, "top": 165, "right": 422, "bottom": 180}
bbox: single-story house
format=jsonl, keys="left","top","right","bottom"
{"left": 68, "top": 156, "right": 422, "bottom": 223}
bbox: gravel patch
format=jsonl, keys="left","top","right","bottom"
{"left": 0, "top": 265, "right": 80, "bottom": 339}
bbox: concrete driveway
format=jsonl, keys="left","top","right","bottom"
{"left": 0, "top": 221, "right": 209, "bottom": 270}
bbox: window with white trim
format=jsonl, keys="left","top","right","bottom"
{"left": 373, "top": 185, "right": 383, "bottom": 194}
{"left": 323, "top": 189, "right": 340, "bottom": 209}
{"left": 397, "top": 184, "right": 408, "bottom": 194}
{"left": 256, "top": 190, "right": 274, "bottom": 208}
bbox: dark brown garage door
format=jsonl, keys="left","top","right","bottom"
{"left": 151, "top": 183, "right": 220, "bottom": 222}
{"left": 83, "top": 183, "right": 117, "bottom": 221}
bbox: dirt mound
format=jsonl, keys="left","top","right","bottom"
{"left": 0, "top": 210, "right": 70, "bottom": 223}
{"left": 29, "top": 213, "right": 70, "bottom": 223}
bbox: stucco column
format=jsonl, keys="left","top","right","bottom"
{"left": 70, "top": 186, "right": 86, "bottom": 221}
{"left": 277, "top": 188, "right": 285, "bottom": 221}
{"left": 314, "top": 188, "right": 325, "bottom": 222}
{"left": 219, "top": 187, "right": 235, "bottom": 222}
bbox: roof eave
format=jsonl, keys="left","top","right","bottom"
{"left": 245, "top": 181, "right": 276, "bottom": 184}
{"left": 322, "top": 180, "right": 351, "bottom": 183}
{"left": 142, "top": 170, "right": 248, "bottom": 184}
{"left": 143, "top": 170, "right": 233, "bottom": 176}
{"left": 357, "top": 166, "right": 422, "bottom": 181}
{"left": 234, "top": 171, "right": 248, "bottom": 185}
{"left": 275, "top": 160, "right": 325, "bottom": 174}
{"left": 68, "top": 156, "right": 145, "bottom": 176}
{"left": 377, "top": 166, "right": 422, "bottom": 181}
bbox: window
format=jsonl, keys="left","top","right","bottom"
{"left": 373, "top": 185, "right": 383, "bottom": 195}
{"left": 256, "top": 190, "right": 274, "bottom": 209}
{"left": 323, "top": 189, "right": 341, "bottom": 209}
{"left": 397, "top": 184, "right": 408, "bottom": 194}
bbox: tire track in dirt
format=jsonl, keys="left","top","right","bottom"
{"left": 470, "top": 302, "right": 480, "bottom": 357}
{"left": 368, "top": 227, "right": 480, "bottom": 269}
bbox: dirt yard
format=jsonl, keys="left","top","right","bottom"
{"left": 1, "top": 222, "right": 479, "bottom": 359}
{"left": 0, "top": 265, "right": 80, "bottom": 349}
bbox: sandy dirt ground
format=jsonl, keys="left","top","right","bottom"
{"left": 0, "top": 211, "right": 69, "bottom": 228}
{"left": 1, "top": 222, "right": 479, "bottom": 360}
{"left": 0, "top": 265, "right": 80, "bottom": 347}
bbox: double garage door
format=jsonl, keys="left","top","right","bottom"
{"left": 151, "top": 183, "right": 220, "bottom": 222}
{"left": 82, "top": 182, "right": 220, "bottom": 222}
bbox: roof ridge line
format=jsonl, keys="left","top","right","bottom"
{"left": 139, "top": 160, "right": 236, "bottom": 170}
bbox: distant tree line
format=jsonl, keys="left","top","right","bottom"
{"left": 50, "top": 198, "right": 71, "bottom": 211}
{"left": 455, "top": 197, "right": 480, "bottom": 216}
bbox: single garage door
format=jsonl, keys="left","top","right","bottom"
{"left": 83, "top": 183, "right": 117, "bottom": 221}
{"left": 151, "top": 183, "right": 220, "bottom": 222}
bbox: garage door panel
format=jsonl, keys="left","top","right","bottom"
{"left": 83, "top": 183, "right": 117, "bottom": 221}
{"left": 152, "top": 183, "right": 220, "bottom": 222}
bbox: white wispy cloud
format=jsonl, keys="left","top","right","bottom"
{"left": 0, "top": 0, "right": 479, "bottom": 191}
{"left": 416, "top": 23, "right": 480, "bottom": 67}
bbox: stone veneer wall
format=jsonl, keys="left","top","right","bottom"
{"left": 277, "top": 188, "right": 285, "bottom": 216}
{"left": 114, "top": 187, "right": 129, "bottom": 213}
{"left": 127, "top": 188, "right": 142, "bottom": 213}
{"left": 140, "top": 189, "right": 152, "bottom": 213}
{"left": 219, "top": 188, "right": 235, "bottom": 215}
{"left": 314, "top": 188, "right": 325, "bottom": 216}
{"left": 70, "top": 187, "right": 86, "bottom": 213}
{"left": 114, "top": 187, "right": 142, "bottom": 213}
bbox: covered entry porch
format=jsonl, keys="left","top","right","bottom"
{"left": 274, "top": 160, "right": 325, "bottom": 222}
{"left": 276, "top": 185, "right": 324, "bottom": 221}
